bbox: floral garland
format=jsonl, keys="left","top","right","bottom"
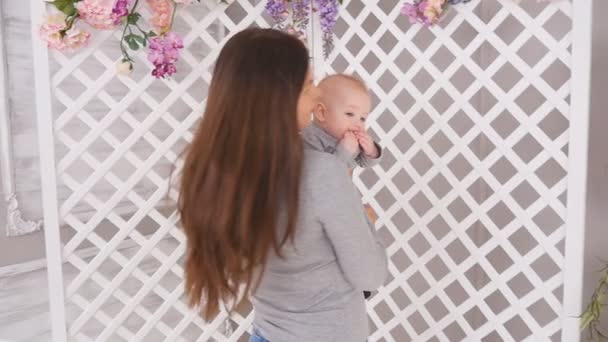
{"left": 264, "top": 0, "right": 559, "bottom": 55}
{"left": 39, "top": 0, "right": 230, "bottom": 78}
{"left": 40, "top": 0, "right": 558, "bottom": 79}
{"left": 401, "top": 0, "right": 470, "bottom": 27}
{"left": 401, "top": 0, "right": 556, "bottom": 27}
{"left": 263, "top": 0, "right": 465, "bottom": 56}
{"left": 265, "top": 0, "right": 340, "bottom": 59}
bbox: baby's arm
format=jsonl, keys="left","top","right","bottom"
{"left": 348, "top": 169, "right": 378, "bottom": 225}
{"left": 355, "top": 144, "right": 382, "bottom": 168}
{"left": 336, "top": 132, "right": 363, "bottom": 168}
{"left": 337, "top": 131, "right": 383, "bottom": 168}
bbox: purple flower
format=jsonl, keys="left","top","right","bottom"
{"left": 292, "top": 0, "right": 310, "bottom": 32}
{"left": 112, "top": 0, "right": 130, "bottom": 25}
{"left": 316, "top": 0, "right": 338, "bottom": 33}
{"left": 265, "top": 0, "right": 288, "bottom": 25}
{"left": 401, "top": 3, "right": 421, "bottom": 24}
{"left": 147, "top": 32, "right": 184, "bottom": 78}
{"left": 401, "top": 0, "right": 433, "bottom": 26}
{"left": 152, "top": 63, "right": 177, "bottom": 78}
{"left": 316, "top": 0, "right": 339, "bottom": 58}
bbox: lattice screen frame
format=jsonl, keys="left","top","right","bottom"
{"left": 29, "top": 0, "right": 593, "bottom": 341}
{"left": 320, "top": 2, "right": 571, "bottom": 341}
{"left": 31, "top": 1, "right": 275, "bottom": 341}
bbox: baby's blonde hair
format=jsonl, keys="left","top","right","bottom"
{"left": 313, "top": 73, "right": 371, "bottom": 126}
{"left": 318, "top": 73, "right": 369, "bottom": 94}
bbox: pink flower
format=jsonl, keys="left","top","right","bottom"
{"left": 147, "top": 0, "right": 174, "bottom": 33}
{"left": 424, "top": 0, "right": 445, "bottom": 25}
{"left": 112, "top": 0, "right": 131, "bottom": 25}
{"left": 39, "top": 14, "right": 91, "bottom": 51}
{"left": 401, "top": 1, "right": 432, "bottom": 26}
{"left": 147, "top": 32, "right": 184, "bottom": 78}
{"left": 116, "top": 60, "right": 134, "bottom": 75}
{"left": 77, "top": 0, "right": 119, "bottom": 29}
{"left": 427, "top": 0, "right": 445, "bottom": 7}
{"left": 401, "top": 3, "right": 422, "bottom": 24}
{"left": 401, "top": 0, "right": 447, "bottom": 27}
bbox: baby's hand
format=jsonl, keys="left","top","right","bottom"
{"left": 355, "top": 131, "right": 379, "bottom": 159}
{"left": 364, "top": 204, "right": 378, "bottom": 224}
{"left": 339, "top": 131, "right": 360, "bottom": 156}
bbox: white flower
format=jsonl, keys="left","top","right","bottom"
{"left": 116, "top": 60, "right": 133, "bottom": 75}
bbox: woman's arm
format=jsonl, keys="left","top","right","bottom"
{"left": 316, "top": 158, "right": 388, "bottom": 291}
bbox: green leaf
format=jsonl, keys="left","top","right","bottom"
{"left": 48, "top": 0, "right": 77, "bottom": 16}
{"left": 593, "top": 299, "right": 602, "bottom": 317}
{"left": 132, "top": 35, "right": 146, "bottom": 48}
{"left": 47, "top": 0, "right": 69, "bottom": 10}
{"left": 147, "top": 30, "right": 158, "bottom": 37}
{"left": 127, "top": 39, "right": 139, "bottom": 51}
{"left": 127, "top": 12, "right": 142, "bottom": 25}
{"left": 134, "top": 35, "right": 145, "bottom": 44}
{"left": 581, "top": 310, "right": 595, "bottom": 329}
{"left": 65, "top": 6, "right": 77, "bottom": 16}
{"left": 124, "top": 35, "right": 141, "bottom": 51}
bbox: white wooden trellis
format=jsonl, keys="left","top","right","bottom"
{"left": 29, "top": 0, "right": 591, "bottom": 341}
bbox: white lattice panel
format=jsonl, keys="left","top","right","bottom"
{"left": 34, "top": 0, "right": 276, "bottom": 340}
{"left": 32, "top": 0, "right": 572, "bottom": 341}
{"left": 320, "top": 0, "right": 571, "bottom": 341}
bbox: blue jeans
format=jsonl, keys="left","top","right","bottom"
{"left": 249, "top": 328, "right": 269, "bottom": 342}
{"left": 249, "top": 329, "right": 366, "bottom": 342}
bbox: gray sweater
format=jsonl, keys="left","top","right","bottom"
{"left": 251, "top": 125, "right": 388, "bottom": 342}
{"left": 301, "top": 123, "right": 382, "bottom": 169}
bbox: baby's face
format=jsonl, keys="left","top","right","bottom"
{"left": 322, "top": 88, "right": 372, "bottom": 140}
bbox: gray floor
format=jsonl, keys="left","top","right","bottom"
{"left": 0, "top": 265, "right": 51, "bottom": 341}
{"left": 0, "top": 240, "right": 247, "bottom": 342}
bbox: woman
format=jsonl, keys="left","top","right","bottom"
{"left": 178, "top": 28, "right": 387, "bottom": 342}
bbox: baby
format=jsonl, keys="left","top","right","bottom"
{"left": 301, "top": 74, "right": 382, "bottom": 299}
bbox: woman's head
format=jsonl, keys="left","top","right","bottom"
{"left": 179, "top": 28, "right": 315, "bottom": 320}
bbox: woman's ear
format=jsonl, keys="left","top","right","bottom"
{"left": 313, "top": 103, "right": 327, "bottom": 122}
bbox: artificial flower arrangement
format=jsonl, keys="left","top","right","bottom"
{"left": 262, "top": 0, "right": 472, "bottom": 57}
{"left": 264, "top": 0, "right": 340, "bottom": 58}
{"left": 39, "top": 0, "right": 556, "bottom": 78}
{"left": 581, "top": 265, "right": 608, "bottom": 341}
{"left": 39, "top": 0, "right": 232, "bottom": 78}
{"left": 401, "top": 0, "right": 555, "bottom": 27}
{"left": 401, "top": 0, "right": 471, "bottom": 27}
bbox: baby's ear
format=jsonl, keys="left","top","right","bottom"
{"left": 313, "top": 103, "right": 327, "bottom": 122}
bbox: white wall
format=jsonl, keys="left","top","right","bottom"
{"left": 0, "top": 0, "right": 47, "bottom": 267}
{"left": 581, "top": 0, "right": 608, "bottom": 338}
{"left": 0, "top": 0, "right": 179, "bottom": 267}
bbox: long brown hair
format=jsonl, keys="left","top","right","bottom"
{"left": 178, "top": 28, "right": 309, "bottom": 320}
